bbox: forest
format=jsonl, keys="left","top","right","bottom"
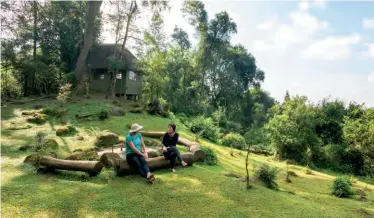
{"left": 1, "top": 0, "right": 373, "bottom": 180}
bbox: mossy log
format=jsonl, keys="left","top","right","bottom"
{"left": 24, "top": 155, "right": 103, "bottom": 176}
{"left": 140, "top": 131, "right": 205, "bottom": 161}
{"left": 115, "top": 152, "right": 195, "bottom": 176}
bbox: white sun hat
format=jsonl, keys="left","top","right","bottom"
{"left": 129, "top": 123, "right": 143, "bottom": 133}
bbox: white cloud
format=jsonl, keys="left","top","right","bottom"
{"left": 253, "top": 10, "right": 329, "bottom": 52}
{"left": 257, "top": 21, "right": 274, "bottom": 30}
{"left": 298, "top": 0, "right": 326, "bottom": 12}
{"left": 363, "top": 17, "right": 374, "bottom": 29}
{"left": 363, "top": 43, "right": 374, "bottom": 57}
{"left": 301, "top": 34, "right": 361, "bottom": 60}
{"left": 298, "top": 1, "right": 309, "bottom": 11}
{"left": 368, "top": 73, "right": 374, "bottom": 84}
{"left": 314, "top": 0, "right": 327, "bottom": 9}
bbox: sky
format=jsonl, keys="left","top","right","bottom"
{"left": 102, "top": 0, "right": 374, "bottom": 107}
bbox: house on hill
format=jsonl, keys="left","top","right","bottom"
{"left": 86, "top": 44, "right": 142, "bottom": 100}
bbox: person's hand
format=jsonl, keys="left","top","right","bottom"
{"left": 143, "top": 152, "right": 149, "bottom": 159}
{"left": 163, "top": 146, "right": 168, "bottom": 152}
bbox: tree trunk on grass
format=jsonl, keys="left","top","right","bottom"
{"left": 75, "top": 0, "right": 102, "bottom": 94}
{"left": 24, "top": 155, "right": 103, "bottom": 176}
{"left": 115, "top": 152, "right": 194, "bottom": 176}
{"left": 140, "top": 131, "right": 205, "bottom": 161}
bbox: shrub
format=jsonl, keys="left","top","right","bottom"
{"left": 98, "top": 109, "right": 109, "bottom": 120}
{"left": 147, "top": 98, "right": 169, "bottom": 117}
{"left": 41, "top": 107, "right": 60, "bottom": 117}
{"left": 225, "top": 121, "right": 244, "bottom": 135}
{"left": 200, "top": 146, "right": 218, "bottom": 166}
{"left": 190, "top": 116, "right": 220, "bottom": 142}
{"left": 222, "top": 133, "right": 246, "bottom": 150}
{"left": 177, "top": 113, "right": 189, "bottom": 126}
{"left": 0, "top": 71, "right": 22, "bottom": 99}
{"left": 332, "top": 177, "right": 354, "bottom": 198}
{"left": 255, "top": 164, "right": 278, "bottom": 189}
{"left": 244, "top": 127, "right": 266, "bottom": 146}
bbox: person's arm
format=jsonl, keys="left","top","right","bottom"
{"left": 127, "top": 141, "right": 144, "bottom": 156}
{"left": 162, "top": 133, "right": 168, "bottom": 151}
{"left": 140, "top": 136, "right": 148, "bottom": 158}
{"left": 175, "top": 133, "right": 179, "bottom": 145}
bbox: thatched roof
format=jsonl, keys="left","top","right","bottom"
{"left": 86, "top": 44, "right": 138, "bottom": 71}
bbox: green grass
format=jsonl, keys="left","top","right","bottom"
{"left": 1, "top": 97, "right": 374, "bottom": 218}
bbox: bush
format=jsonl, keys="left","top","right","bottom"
{"left": 255, "top": 164, "right": 278, "bottom": 189}
{"left": 201, "top": 146, "right": 218, "bottom": 166}
{"left": 0, "top": 71, "right": 22, "bottom": 99}
{"left": 222, "top": 133, "right": 246, "bottom": 150}
{"left": 332, "top": 177, "right": 354, "bottom": 198}
{"left": 190, "top": 116, "right": 220, "bottom": 142}
{"left": 147, "top": 98, "right": 169, "bottom": 117}
{"left": 41, "top": 107, "right": 60, "bottom": 117}
{"left": 177, "top": 113, "right": 190, "bottom": 127}
{"left": 244, "top": 127, "right": 266, "bottom": 146}
{"left": 224, "top": 121, "right": 244, "bottom": 135}
{"left": 98, "top": 109, "right": 109, "bottom": 120}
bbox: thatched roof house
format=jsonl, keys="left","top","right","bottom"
{"left": 86, "top": 44, "right": 142, "bottom": 98}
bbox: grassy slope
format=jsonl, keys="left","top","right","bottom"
{"left": 1, "top": 97, "right": 374, "bottom": 218}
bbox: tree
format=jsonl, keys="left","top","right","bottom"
{"left": 342, "top": 107, "right": 374, "bottom": 176}
{"left": 74, "top": 0, "right": 102, "bottom": 94}
{"left": 265, "top": 96, "right": 321, "bottom": 161}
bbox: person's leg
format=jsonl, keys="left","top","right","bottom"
{"left": 169, "top": 146, "right": 187, "bottom": 167}
{"left": 169, "top": 151, "right": 177, "bottom": 169}
{"left": 127, "top": 154, "right": 147, "bottom": 178}
{"left": 138, "top": 155, "right": 151, "bottom": 178}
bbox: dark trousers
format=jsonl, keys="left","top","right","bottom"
{"left": 163, "top": 146, "right": 182, "bottom": 169}
{"left": 126, "top": 153, "right": 150, "bottom": 178}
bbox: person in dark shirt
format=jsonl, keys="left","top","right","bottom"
{"left": 162, "top": 124, "right": 188, "bottom": 172}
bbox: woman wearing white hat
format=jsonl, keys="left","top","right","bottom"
{"left": 123, "top": 123, "right": 155, "bottom": 183}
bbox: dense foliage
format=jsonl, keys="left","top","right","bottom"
{"left": 1, "top": 0, "right": 373, "bottom": 178}
{"left": 222, "top": 133, "right": 246, "bottom": 150}
{"left": 332, "top": 177, "right": 354, "bottom": 198}
{"left": 255, "top": 164, "right": 278, "bottom": 189}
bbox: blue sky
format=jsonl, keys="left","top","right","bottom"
{"left": 103, "top": 0, "right": 374, "bottom": 107}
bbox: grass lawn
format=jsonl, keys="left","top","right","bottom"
{"left": 1, "top": 97, "right": 374, "bottom": 218}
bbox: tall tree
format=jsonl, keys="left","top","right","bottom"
{"left": 74, "top": 0, "right": 102, "bottom": 94}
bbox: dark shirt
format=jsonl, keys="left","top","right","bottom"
{"left": 162, "top": 132, "right": 179, "bottom": 147}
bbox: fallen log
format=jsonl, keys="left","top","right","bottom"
{"left": 115, "top": 152, "right": 195, "bottom": 176}
{"left": 24, "top": 155, "right": 103, "bottom": 176}
{"left": 140, "top": 131, "right": 205, "bottom": 161}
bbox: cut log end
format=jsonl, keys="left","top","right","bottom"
{"left": 192, "top": 150, "right": 205, "bottom": 162}
{"left": 100, "top": 153, "right": 120, "bottom": 168}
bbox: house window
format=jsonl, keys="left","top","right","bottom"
{"left": 129, "top": 71, "right": 140, "bottom": 81}
{"left": 129, "top": 71, "right": 139, "bottom": 81}
{"left": 116, "top": 73, "right": 122, "bottom": 80}
{"left": 100, "top": 74, "right": 105, "bottom": 80}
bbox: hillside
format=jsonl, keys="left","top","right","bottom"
{"left": 1, "top": 97, "right": 374, "bottom": 218}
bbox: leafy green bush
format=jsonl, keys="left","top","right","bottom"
{"left": 201, "top": 146, "right": 218, "bottom": 166}
{"left": 41, "top": 107, "right": 60, "bottom": 117}
{"left": 98, "top": 109, "right": 110, "bottom": 120}
{"left": 147, "top": 98, "right": 169, "bottom": 117}
{"left": 224, "top": 121, "right": 244, "bottom": 135}
{"left": 222, "top": 133, "right": 246, "bottom": 150}
{"left": 255, "top": 164, "right": 278, "bottom": 189}
{"left": 332, "top": 177, "right": 354, "bottom": 198}
{"left": 177, "top": 113, "right": 190, "bottom": 126}
{"left": 1, "top": 71, "right": 22, "bottom": 99}
{"left": 190, "top": 116, "right": 220, "bottom": 142}
{"left": 244, "top": 127, "right": 266, "bottom": 146}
